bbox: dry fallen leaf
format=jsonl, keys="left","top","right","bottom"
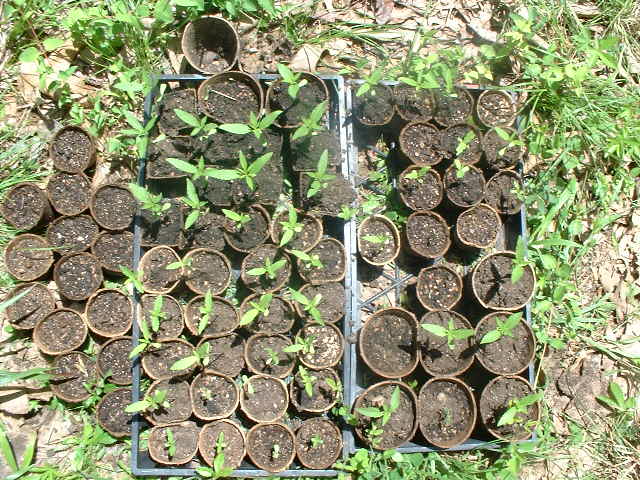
{"left": 289, "top": 45, "right": 326, "bottom": 72}
{"left": 374, "top": 0, "right": 394, "bottom": 24}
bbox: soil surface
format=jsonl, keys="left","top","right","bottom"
{"left": 232, "top": 153, "right": 283, "bottom": 206}
{"left": 476, "top": 313, "right": 534, "bottom": 374}
{"left": 34, "top": 310, "right": 86, "bottom": 354}
{"left": 433, "top": 89, "right": 473, "bottom": 126}
{"left": 1, "top": 183, "right": 48, "bottom": 230}
{"left": 98, "top": 337, "right": 132, "bottom": 384}
{"left": 184, "top": 249, "right": 230, "bottom": 294}
{"left": 145, "top": 378, "right": 192, "bottom": 425}
{"left": 92, "top": 185, "right": 136, "bottom": 230}
{"left": 440, "top": 124, "right": 482, "bottom": 165}
{"left": 299, "top": 324, "right": 343, "bottom": 369}
{"left": 142, "top": 340, "right": 195, "bottom": 379}
{"left": 46, "top": 215, "right": 98, "bottom": 254}
{"left": 140, "top": 295, "right": 184, "bottom": 341}
{"left": 149, "top": 422, "right": 199, "bottom": 465}
{"left": 419, "top": 310, "right": 474, "bottom": 376}
{"left": 296, "top": 282, "right": 345, "bottom": 324}
{"left": 477, "top": 91, "right": 516, "bottom": 127}
{"left": 290, "top": 129, "right": 340, "bottom": 172}
{"left": 96, "top": 388, "right": 133, "bottom": 437}
{"left": 158, "top": 88, "right": 197, "bottom": 136}
{"left": 140, "top": 200, "right": 183, "bottom": 247}
{"left": 299, "top": 173, "right": 355, "bottom": 216}
{"left": 485, "top": 171, "right": 523, "bottom": 215}
{"left": 186, "top": 212, "right": 226, "bottom": 251}
{"left": 240, "top": 294, "right": 294, "bottom": 334}
{"left": 141, "top": 247, "right": 181, "bottom": 293}
{"left": 271, "top": 210, "right": 322, "bottom": 252}
{"left": 296, "top": 418, "right": 341, "bottom": 469}
{"left": 46, "top": 172, "right": 91, "bottom": 215}
{"left": 200, "top": 76, "right": 260, "bottom": 123}
{"left": 91, "top": 230, "right": 134, "bottom": 273}
{"left": 483, "top": 128, "right": 524, "bottom": 170}
{"left": 199, "top": 421, "right": 245, "bottom": 469}
{"left": 297, "top": 238, "right": 345, "bottom": 284}
{"left": 196, "top": 175, "right": 233, "bottom": 207}
{"left": 473, "top": 253, "right": 535, "bottom": 309}
{"left": 394, "top": 84, "right": 435, "bottom": 121}
{"left": 246, "top": 334, "right": 295, "bottom": 377}
{"left": 480, "top": 376, "right": 538, "bottom": 440}
{"left": 6, "top": 235, "right": 53, "bottom": 280}
{"left": 147, "top": 136, "right": 192, "bottom": 178}
{"left": 406, "top": 212, "right": 449, "bottom": 258}
{"left": 55, "top": 253, "right": 102, "bottom": 300}
{"left": 400, "top": 122, "right": 446, "bottom": 166}
{"left": 186, "top": 296, "right": 238, "bottom": 337}
{"left": 247, "top": 423, "right": 294, "bottom": 472}
{"left": 416, "top": 266, "right": 461, "bottom": 311}
{"left": 191, "top": 372, "right": 238, "bottom": 420}
{"left": 5, "top": 283, "right": 55, "bottom": 330}
{"left": 50, "top": 352, "right": 96, "bottom": 402}
{"left": 241, "top": 375, "right": 287, "bottom": 422}
{"left": 242, "top": 244, "right": 291, "bottom": 293}
{"left": 399, "top": 167, "right": 443, "bottom": 211}
{"left": 359, "top": 217, "right": 398, "bottom": 264}
{"left": 354, "top": 85, "right": 394, "bottom": 125}
{"left": 269, "top": 75, "right": 327, "bottom": 127}
{"left": 224, "top": 206, "right": 269, "bottom": 252}
{"left": 444, "top": 165, "right": 486, "bottom": 208}
{"left": 86, "top": 290, "right": 132, "bottom": 336}
{"left": 51, "top": 127, "right": 93, "bottom": 172}
{"left": 290, "top": 367, "right": 339, "bottom": 412}
{"left": 200, "top": 129, "right": 282, "bottom": 168}
{"left": 456, "top": 204, "right": 500, "bottom": 248}
{"left": 198, "top": 334, "right": 245, "bottom": 377}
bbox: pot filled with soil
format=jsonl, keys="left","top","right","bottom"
{"left": 147, "top": 136, "right": 192, "bottom": 180}
{"left": 183, "top": 248, "right": 231, "bottom": 295}
{"left": 295, "top": 417, "right": 342, "bottom": 470}
{"left": 290, "top": 129, "right": 340, "bottom": 172}
{"left": 85, "top": 289, "right": 133, "bottom": 338}
{"left": 140, "top": 246, "right": 182, "bottom": 294}
{"left": 266, "top": 71, "right": 328, "bottom": 128}
{"left": 185, "top": 294, "right": 238, "bottom": 337}
{"left": 223, "top": 204, "right": 271, "bottom": 252}
{"left": 405, "top": 211, "right": 450, "bottom": 259}
{"left": 181, "top": 16, "right": 239, "bottom": 74}
{"left": 479, "top": 375, "right": 540, "bottom": 441}
{"left": 399, "top": 122, "right": 446, "bottom": 166}
{"left": 143, "top": 377, "right": 193, "bottom": 426}
{"left": 416, "top": 265, "right": 463, "bottom": 311}
{"left": 483, "top": 127, "right": 524, "bottom": 171}
{"left": 185, "top": 211, "right": 226, "bottom": 251}
{"left": 140, "top": 199, "right": 184, "bottom": 248}
{"left": 199, "top": 420, "right": 246, "bottom": 470}
{"left": 156, "top": 88, "right": 197, "bottom": 136}
{"left": 239, "top": 293, "right": 295, "bottom": 334}
{"left": 245, "top": 333, "right": 295, "bottom": 378}
{"left": 140, "top": 294, "right": 184, "bottom": 341}
{"left": 354, "top": 380, "right": 418, "bottom": 450}
{"left": 50, "top": 352, "right": 96, "bottom": 403}
{"left": 246, "top": 423, "right": 295, "bottom": 473}
{"left": 418, "top": 377, "right": 477, "bottom": 448}
{"left": 398, "top": 165, "right": 443, "bottom": 211}
{"left": 298, "top": 173, "right": 356, "bottom": 217}
{"left": 96, "top": 387, "right": 133, "bottom": 438}
{"left": 4, "top": 282, "right": 56, "bottom": 330}
{"left": 0, "top": 182, "right": 52, "bottom": 231}
{"left": 46, "top": 214, "right": 99, "bottom": 255}
{"left": 49, "top": 125, "right": 95, "bottom": 173}
{"left": 443, "top": 163, "right": 486, "bottom": 209}
{"left": 440, "top": 124, "right": 483, "bottom": 165}
{"left": 433, "top": 88, "right": 473, "bottom": 127}
{"left": 148, "top": 421, "right": 199, "bottom": 466}
{"left": 33, "top": 309, "right": 87, "bottom": 355}
{"left": 296, "top": 238, "right": 346, "bottom": 285}
{"left": 476, "top": 90, "right": 517, "bottom": 128}
{"left": 297, "top": 323, "right": 344, "bottom": 370}
{"left": 393, "top": 84, "right": 435, "bottom": 122}
{"left": 90, "top": 184, "right": 136, "bottom": 231}
{"left": 91, "top": 230, "right": 134, "bottom": 274}
{"left": 46, "top": 172, "right": 92, "bottom": 216}
{"left": 471, "top": 251, "right": 536, "bottom": 311}
{"left": 270, "top": 208, "right": 323, "bottom": 253}
{"left": 455, "top": 203, "right": 501, "bottom": 250}
{"left": 419, "top": 310, "right": 475, "bottom": 377}
{"left": 475, "top": 311, "right": 536, "bottom": 375}
{"left": 294, "top": 282, "right": 345, "bottom": 324}
{"left": 142, "top": 339, "right": 197, "bottom": 380}
{"left": 239, "top": 374, "right": 288, "bottom": 423}
{"left": 54, "top": 252, "right": 103, "bottom": 301}
{"left": 190, "top": 371, "right": 239, "bottom": 421}
{"left": 4, "top": 234, "right": 54, "bottom": 281}
{"left": 198, "top": 71, "right": 263, "bottom": 124}
{"left": 485, "top": 170, "right": 523, "bottom": 215}
{"left": 357, "top": 214, "right": 400, "bottom": 266}
{"left": 241, "top": 244, "right": 291, "bottom": 293}
{"left": 97, "top": 336, "right": 132, "bottom": 385}
{"left": 354, "top": 84, "right": 395, "bottom": 126}
{"left": 197, "top": 334, "right": 245, "bottom": 377}
{"left": 358, "top": 307, "right": 418, "bottom": 378}
{"left": 290, "top": 367, "right": 340, "bottom": 413}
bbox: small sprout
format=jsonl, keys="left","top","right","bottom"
{"left": 239, "top": 375, "right": 254, "bottom": 395}
{"left": 455, "top": 130, "right": 476, "bottom": 157}
{"left": 511, "top": 237, "right": 529, "bottom": 284}
{"left": 247, "top": 257, "right": 287, "bottom": 280}
{"left": 233, "top": 151, "right": 273, "bottom": 191}
{"left": 170, "top": 342, "right": 211, "bottom": 371}
{"left": 195, "top": 432, "right": 234, "bottom": 479}
{"left": 497, "top": 392, "right": 541, "bottom": 427}
{"left": 129, "top": 184, "right": 170, "bottom": 217}
{"left": 362, "top": 234, "right": 389, "bottom": 245}
{"left": 222, "top": 209, "right": 252, "bottom": 229}
{"left": 278, "top": 205, "right": 304, "bottom": 247}
{"left": 198, "top": 291, "right": 214, "bottom": 335}
{"left": 149, "top": 296, "right": 167, "bottom": 333}
{"left": 494, "top": 127, "right": 525, "bottom": 157}
{"left": 337, "top": 205, "right": 358, "bottom": 220}
{"left": 271, "top": 444, "right": 280, "bottom": 460}
{"left": 200, "top": 387, "right": 214, "bottom": 402}
{"left": 356, "top": 67, "right": 384, "bottom": 97}
{"left": 120, "top": 266, "right": 144, "bottom": 294}
{"left": 440, "top": 407, "right": 453, "bottom": 426}
{"left": 305, "top": 150, "right": 336, "bottom": 198}
{"left": 288, "top": 288, "right": 324, "bottom": 325}
{"left": 264, "top": 347, "right": 280, "bottom": 366}
{"left": 310, "top": 434, "right": 324, "bottom": 448}
{"left": 276, "top": 63, "right": 308, "bottom": 99}
{"left": 215, "top": 432, "right": 226, "bottom": 455}
{"left": 480, "top": 312, "right": 523, "bottom": 344}
{"left": 297, "top": 365, "right": 316, "bottom": 398}
{"left": 165, "top": 428, "right": 176, "bottom": 459}
{"left": 292, "top": 101, "right": 327, "bottom": 141}
{"left": 173, "top": 109, "right": 217, "bottom": 137}
{"left": 421, "top": 319, "right": 474, "bottom": 350}
{"left": 182, "top": 178, "right": 208, "bottom": 229}
{"left": 289, "top": 250, "right": 324, "bottom": 270}
{"left": 219, "top": 110, "right": 282, "bottom": 141}
{"left": 283, "top": 334, "right": 316, "bottom": 355}
{"left": 165, "top": 256, "right": 192, "bottom": 271}
{"left": 129, "top": 315, "right": 161, "bottom": 358}
{"left": 453, "top": 158, "right": 470, "bottom": 179}
{"left": 404, "top": 166, "right": 432, "bottom": 182}
{"left": 125, "top": 389, "right": 170, "bottom": 413}
{"left": 356, "top": 386, "right": 402, "bottom": 445}
{"left": 325, "top": 377, "right": 342, "bottom": 395}
{"left": 240, "top": 293, "right": 273, "bottom": 326}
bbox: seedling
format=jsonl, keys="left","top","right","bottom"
{"left": 232, "top": 151, "right": 273, "bottom": 191}
{"left": 356, "top": 386, "right": 401, "bottom": 445}
{"left": 240, "top": 293, "right": 273, "bottom": 326}
{"left": 238, "top": 375, "right": 254, "bottom": 395}
{"left": 165, "top": 428, "right": 176, "bottom": 459}
{"left": 198, "top": 291, "right": 214, "bottom": 335}
{"left": 404, "top": 166, "right": 432, "bottom": 182}
{"left": 511, "top": 237, "right": 529, "bottom": 283}
{"left": 125, "top": 388, "right": 170, "bottom": 413}
{"left": 325, "top": 377, "right": 342, "bottom": 396}
{"left": 173, "top": 109, "right": 217, "bottom": 137}
{"left": 453, "top": 158, "right": 470, "bottom": 179}
{"left": 356, "top": 68, "right": 384, "bottom": 97}
{"left": 398, "top": 52, "right": 458, "bottom": 93}
{"left": 264, "top": 347, "right": 280, "bottom": 366}
{"left": 247, "top": 257, "right": 287, "bottom": 280}
{"left": 218, "top": 110, "right": 282, "bottom": 141}
{"left": 148, "top": 296, "right": 167, "bottom": 332}
{"left": 120, "top": 266, "right": 144, "bottom": 293}
{"left": 292, "top": 101, "right": 327, "bottom": 140}
{"left": 166, "top": 156, "right": 237, "bottom": 183}
{"left": 195, "top": 432, "right": 233, "bottom": 478}
{"left": 283, "top": 334, "right": 316, "bottom": 355}
{"left": 170, "top": 342, "right": 211, "bottom": 371}
{"left": 440, "top": 407, "right": 453, "bottom": 426}
{"left": 222, "top": 209, "right": 252, "bottom": 229}
{"left": 494, "top": 127, "right": 525, "bottom": 157}
{"left": 165, "top": 255, "right": 192, "bottom": 271}
{"left": 271, "top": 444, "right": 280, "bottom": 460}
{"left": 421, "top": 319, "right": 475, "bottom": 350}
{"left": 121, "top": 110, "right": 156, "bottom": 157}
{"left": 181, "top": 178, "right": 208, "bottom": 229}
{"left": 276, "top": 63, "right": 308, "bottom": 99}
{"left": 597, "top": 381, "right": 637, "bottom": 414}
{"left": 128, "top": 183, "right": 170, "bottom": 217}
{"left": 200, "top": 387, "right": 214, "bottom": 402}
{"left": 310, "top": 434, "right": 324, "bottom": 448}
{"left": 278, "top": 205, "right": 304, "bottom": 247}
{"left": 496, "top": 392, "right": 541, "bottom": 427}
{"left": 337, "top": 205, "right": 358, "bottom": 220}
{"left": 455, "top": 130, "right": 477, "bottom": 157}
{"left": 305, "top": 150, "right": 335, "bottom": 198}
{"left": 289, "top": 249, "right": 324, "bottom": 270}
{"left": 129, "top": 315, "right": 161, "bottom": 358}
{"left": 480, "top": 312, "right": 523, "bottom": 344}
{"left": 362, "top": 234, "right": 389, "bottom": 245}
{"left": 297, "top": 365, "right": 316, "bottom": 398}
{"left": 288, "top": 288, "right": 323, "bottom": 325}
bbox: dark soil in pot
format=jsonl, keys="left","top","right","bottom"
{"left": 419, "top": 310, "right": 474, "bottom": 376}
{"left": 91, "top": 231, "right": 134, "bottom": 273}
{"left": 456, "top": 204, "right": 501, "bottom": 249}
{"left": 185, "top": 295, "right": 238, "bottom": 337}
{"left": 50, "top": 126, "right": 94, "bottom": 173}
{"left": 145, "top": 377, "right": 192, "bottom": 426}
{"left": 181, "top": 16, "right": 239, "bottom": 74}
{"left": 200, "top": 129, "right": 282, "bottom": 168}
{"left": 298, "top": 323, "right": 344, "bottom": 370}
{"left": 358, "top": 215, "right": 400, "bottom": 265}
{"left": 359, "top": 307, "right": 418, "bottom": 378}
{"left": 183, "top": 248, "right": 231, "bottom": 295}
{"left": 416, "top": 265, "right": 462, "bottom": 311}
{"left": 140, "top": 294, "right": 184, "bottom": 341}
{"left": 199, "top": 420, "right": 245, "bottom": 469}
{"left": 198, "top": 334, "right": 245, "bottom": 377}
{"left": 398, "top": 165, "right": 443, "bottom": 211}
{"left": 157, "top": 88, "right": 197, "bottom": 136}
{"left": 148, "top": 421, "right": 199, "bottom": 466}
{"left": 198, "top": 73, "right": 262, "bottom": 124}
{"left": 240, "top": 374, "right": 288, "bottom": 422}
{"left": 483, "top": 127, "right": 524, "bottom": 171}
{"left": 295, "top": 282, "right": 345, "bottom": 324}
{"left": 91, "top": 184, "right": 136, "bottom": 230}
{"left": 50, "top": 352, "right": 96, "bottom": 403}
{"left": 85, "top": 289, "right": 132, "bottom": 337}
{"left": 472, "top": 252, "right": 535, "bottom": 310}
{"left": 476, "top": 90, "right": 516, "bottom": 128}
{"left": 140, "top": 199, "right": 183, "bottom": 247}
{"left": 196, "top": 175, "right": 233, "bottom": 207}
{"left": 5, "top": 234, "right": 54, "bottom": 281}
{"left": 296, "top": 238, "right": 346, "bottom": 284}
{"left": 184, "top": 212, "right": 226, "bottom": 250}
{"left": 295, "top": 418, "right": 342, "bottom": 470}
{"left": 298, "top": 173, "right": 356, "bottom": 217}
{"left": 46, "top": 214, "right": 99, "bottom": 254}
{"left": 224, "top": 205, "right": 270, "bottom": 252}
{"left": 418, "top": 377, "right": 476, "bottom": 448}
{"left": 147, "top": 136, "right": 192, "bottom": 179}
{"left": 485, "top": 170, "right": 523, "bottom": 215}
{"left": 241, "top": 244, "right": 291, "bottom": 293}
{"left": 232, "top": 156, "right": 284, "bottom": 206}
{"left": 140, "top": 246, "right": 182, "bottom": 294}
{"left": 96, "top": 387, "right": 133, "bottom": 438}
{"left": 4, "top": 282, "right": 55, "bottom": 330}
{"left": 142, "top": 339, "right": 196, "bottom": 380}
{"left": 354, "top": 85, "right": 394, "bottom": 125}
{"left": 290, "top": 367, "right": 340, "bottom": 413}
{"left": 246, "top": 423, "right": 295, "bottom": 473}
{"left": 97, "top": 337, "right": 132, "bottom": 385}
{"left": 190, "top": 371, "right": 238, "bottom": 421}
{"left": 0, "top": 182, "right": 51, "bottom": 230}
{"left": 46, "top": 172, "right": 91, "bottom": 216}
{"left": 440, "top": 124, "right": 482, "bottom": 165}
{"left": 245, "top": 333, "right": 295, "bottom": 378}
{"left": 394, "top": 84, "right": 435, "bottom": 122}
{"left": 33, "top": 309, "right": 87, "bottom": 355}
{"left": 399, "top": 122, "right": 446, "bottom": 166}
{"left": 405, "top": 211, "right": 450, "bottom": 259}
{"left": 54, "top": 253, "right": 103, "bottom": 301}
{"left": 289, "top": 129, "right": 340, "bottom": 172}
{"left": 443, "top": 164, "right": 486, "bottom": 208}
{"left": 239, "top": 294, "right": 295, "bottom": 334}
{"left": 268, "top": 73, "right": 328, "bottom": 128}
{"left": 433, "top": 89, "right": 473, "bottom": 127}
{"left": 270, "top": 209, "right": 323, "bottom": 253}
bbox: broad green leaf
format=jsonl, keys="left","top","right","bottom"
{"left": 247, "top": 267, "right": 266, "bottom": 276}
{"left": 357, "top": 407, "right": 384, "bottom": 418}
{"left": 277, "top": 63, "right": 294, "bottom": 83}
{"left": 497, "top": 406, "right": 518, "bottom": 427}
{"left": 389, "top": 386, "right": 400, "bottom": 411}
{"left": 240, "top": 309, "right": 260, "bottom": 326}
{"left": 511, "top": 265, "right": 524, "bottom": 284}
{"left": 317, "top": 150, "right": 329, "bottom": 175}
{"left": 608, "top": 382, "right": 625, "bottom": 407}
{"left": 219, "top": 123, "right": 251, "bottom": 135}
{"left": 166, "top": 157, "right": 197, "bottom": 174}
{"left": 356, "top": 82, "right": 370, "bottom": 97}
{"left": 123, "top": 111, "right": 144, "bottom": 131}
{"left": 19, "top": 47, "right": 39, "bottom": 63}
{"left": 43, "top": 37, "right": 65, "bottom": 51}
{"left": 173, "top": 108, "right": 200, "bottom": 128}
{"left": 451, "top": 328, "right": 475, "bottom": 340}
{"left": 260, "top": 110, "right": 282, "bottom": 128}
{"left": 165, "top": 261, "right": 183, "bottom": 270}
{"left": 503, "top": 312, "right": 523, "bottom": 332}
{"left": 124, "top": 400, "right": 150, "bottom": 413}
{"left": 128, "top": 343, "right": 147, "bottom": 359}
{"left": 421, "top": 323, "right": 448, "bottom": 337}
{"left": 494, "top": 127, "right": 511, "bottom": 141}
{"left": 279, "top": 229, "right": 294, "bottom": 247}
{"left": 204, "top": 168, "right": 240, "bottom": 180}
{"left": 289, "top": 289, "right": 309, "bottom": 305}
{"left": 480, "top": 330, "right": 502, "bottom": 344}
{"left": 282, "top": 344, "right": 304, "bottom": 353}
{"left": 185, "top": 210, "right": 199, "bottom": 230}
{"left": 170, "top": 356, "right": 197, "bottom": 371}
{"left": 248, "top": 152, "right": 273, "bottom": 175}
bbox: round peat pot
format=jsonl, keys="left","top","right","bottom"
{"left": 419, "top": 310, "right": 474, "bottom": 377}
{"left": 239, "top": 374, "right": 289, "bottom": 423}
{"left": 357, "top": 214, "right": 401, "bottom": 266}
{"left": 354, "top": 381, "right": 418, "bottom": 450}
{"left": 190, "top": 371, "right": 239, "bottom": 421}
{"left": 185, "top": 294, "right": 239, "bottom": 337}
{"left": 96, "top": 387, "right": 133, "bottom": 438}
{"left": 224, "top": 204, "right": 271, "bottom": 253}
{"left": 46, "top": 172, "right": 91, "bottom": 216}
{"left": 290, "top": 367, "right": 340, "bottom": 413}
{"left": 353, "top": 84, "right": 395, "bottom": 126}
{"left": 239, "top": 293, "right": 295, "bottom": 334}
{"left": 433, "top": 88, "right": 474, "bottom": 127}
{"left": 270, "top": 208, "right": 323, "bottom": 253}
{"left": 298, "top": 323, "right": 344, "bottom": 370}
{"left": 294, "top": 282, "right": 345, "bottom": 324}
{"left": 4, "top": 282, "right": 55, "bottom": 330}
{"left": 183, "top": 248, "right": 231, "bottom": 295}
{"left": 475, "top": 311, "right": 536, "bottom": 375}
{"left": 144, "top": 377, "right": 193, "bottom": 426}
{"left": 246, "top": 423, "right": 295, "bottom": 473}
{"left": 296, "top": 238, "right": 346, "bottom": 285}
{"left": 399, "top": 122, "right": 446, "bottom": 166}
{"left": 418, "top": 377, "right": 477, "bottom": 449}
{"left": 50, "top": 352, "right": 96, "bottom": 403}
{"left": 46, "top": 214, "right": 99, "bottom": 255}
{"left": 97, "top": 336, "right": 132, "bottom": 385}
{"left": 241, "top": 244, "right": 291, "bottom": 294}
{"left": 90, "top": 184, "right": 136, "bottom": 231}
{"left": 443, "top": 163, "right": 486, "bottom": 209}
{"left": 85, "top": 289, "right": 133, "bottom": 338}
{"left": 295, "top": 417, "right": 342, "bottom": 470}
{"left": 54, "top": 252, "right": 103, "bottom": 301}
{"left": 140, "top": 246, "right": 182, "bottom": 294}
{"left": 245, "top": 333, "right": 295, "bottom": 378}
{"left": 139, "top": 294, "right": 184, "bottom": 341}
{"left": 393, "top": 83, "right": 435, "bottom": 122}
{"left": 440, "top": 124, "right": 483, "bottom": 165}
{"left": 266, "top": 72, "right": 329, "bottom": 128}
{"left": 405, "top": 211, "right": 450, "bottom": 259}
{"left": 142, "top": 339, "right": 197, "bottom": 380}
{"left": 4, "top": 234, "right": 54, "bottom": 281}
{"left": 148, "top": 421, "right": 199, "bottom": 466}
{"left": 0, "top": 182, "right": 52, "bottom": 231}
{"left": 199, "top": 420, "right": 246, "bottom": 470}
{"left": 33, "top": 309, "right": 87, "bottom": 355}
{"left": 398, "top": 165, "right": 443, "bottom": 211}
{"left": 476, "top": 90, "right": 517, "bottom": 128}
{"left": 358, "top": 307, "right": 418, "bottom": 378}
{"left": 91, "top": 230, "right": 134, "bottom": 274}
{"left": 181, "top": 16, "right": 239, "bottom": 74}
{"left": 156, "top": 88, "right": 197, "bottom": 137}
{"left": 485, "top": 170, "right": 524, "bottom": 215}
{"left": 455, "top": 204, "right": 501, "bottom": 250}
{"left": 185, "top": 211, "right": 226, "bottom": 251}
{"left": 483, "top": 127, "right": 525, "bottom": 171}
{"left": 49, "top": 125, "right": 95, "bottom": 173}
{"left": 198, "top": 71, "right": 263, "bottom": 124}
{"left": 471, "top": 251, "right": 536, "bottom": 311}
{"left": 479, "top": 375, "right": 540, "bottom": 441}
{"left": 416, "top": 264, "right": 463, "bottom": 311}
{"left": 197, "top": 334, "right": 245, "bottom": 377}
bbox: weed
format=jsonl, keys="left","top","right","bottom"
{"left": 337, "top": 205, "right": 358, "bottom": 220}
{"left": 511, "top": 237, "right": 530, "bottom": 283}
{"left": 497, "top": 392, "right": 542, "bottom": 427}
{"left": 356, "top": 67, "right": 384, "bottom": 97}
{"left": 0, "top": 421, "right": 36, "bottom": 479}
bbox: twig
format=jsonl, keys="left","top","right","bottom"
{"left": 208, "top": 89, "right": 238, "bottom": 102}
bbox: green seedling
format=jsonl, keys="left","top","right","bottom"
{"left": 455, "top": 130, "right": 477, "bottom": 157}
{"left": 165, "top": 256, "right": 192, "bottom": 271}
{"left": 200, "top": 387, "right": 213, "bottom": 402}
{"left": 356, "top": 68, "right": 384, "bottom": 97}
{"left": 238, "top": 375, "right": 254, "bottom": 395}
{"left": 278, "top": 205, "right": 304, "bottom": 247}
{"left": 310, "top": 434, "right": 324, "bottom": 448}
{"left": 283, "top": 334, "right": 316, "bottom": 356}
{"left": 453, "top": 157, "right": 470, "bottom": 179}
{"left": 297, "top": 365, "right": 316, "bottom": 398}
{"left": 332, "top": 403, "right": 358, "bottom": 426}
{"left": 240, "top": 293, "right": 273, "bottom": 326}
{"left": 165, "top": 428, "right": 176, "bottom": 459}
{"left": 292, "top": 101, "right": 327, "bottom": 140}
{"left": 337, "top": 205, "right": 358, "bottom": 220}
{"left": 271, "top": 444, "right": 280, "bottom": 460}
{"left": 122, "top": 110, "right": 156, "bottom": 157}
{"left": 305, "top": 150, "right": 335, "bottom": 198}
{"left": 325, "top": 377, "right": 342, "bottom": 396}
{"left": 120, "top": 266, "right": 144, "bottom": 293}
{"left": 264, "top": 347, "right": 280, "bottom": 366}
{"left": 198, "top": 291, "right": 214, "bottom": 335}
{"left": 497, "top": 392, "right": 542, "bottom": 427}
{"left": 362, "top": 234, "right": 389, "bottom": 245}
{"left": 511, "top": 237, "right": 529, "bottom": 283}
{"left": 125, "top": 388, "right": 170, "bottom": 413}
{"left": 233, "top": 151, "right": 273, "bottom": 191}
{"left": 166, "top": 156, "right": 237, "bottom": 183}
{"left": 356, "top": 386, "right": 401, "bottom": 444}
{"left": 421, "top": 319, "right": 475, "bottom": 350}
{"left": 222, "top": 209, "right": 252, "bottom": 229}
{"left": 289, "top": 249, "right": 324, "bottom": 270}
{"left": 440, "top": 407, "right": 453, "bottom": 426}
{"left": 494, "top": 127, "right": 525, "bottom": 157}
{"left": 173, "top": 109, "right": 217, "bottom": 137}
{"left": 398, "top": 52, "right": 457, "bottom": 93}
{"left": 170, "top": 342, "right": 211, "bottom": 371}
{"left": 129, "top": 183, "right": 170, "bottom": 217}
{"left": 247, "top": 257, "right": 287, "bottom": 280}
{"left": 277, "top": 63, "right": 308, "bottom": 99}
{"left": 597, "top": 381, "right": 637, "bottom": 413}
{"left": 129, "top": 314, "right": 162, "bottom": 358}
{"left": 480, "top": 312, "right": 523, "bottom": 344}
{"left": 219, "top": 110, "right": 282, "bottom": 140}
{"left": 195, "top": 432, "right": 233, "bottom": 479}
{"left": 288, "top": 288, "right": 323, "bottom": 325}
{"left": 148, "top": 296, "right": 167, "bottom": 332}
{"left": 181, "top": 178, "right": 208, "bottom": 229}
{"left": 404, "top": 166, "right": 432, "bottom": 182}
